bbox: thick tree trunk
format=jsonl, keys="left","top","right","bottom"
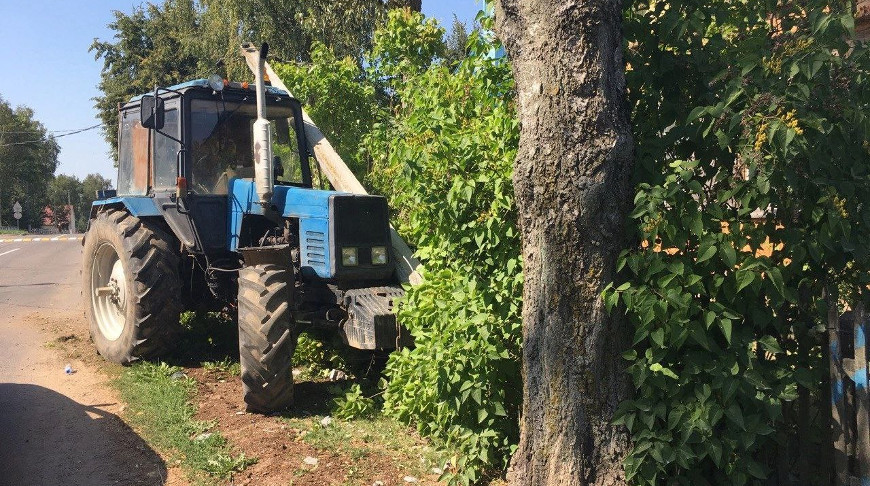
{"left": 493, "top": 1, "right": 633, "bottom": 485}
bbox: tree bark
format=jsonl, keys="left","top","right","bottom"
{"left": 493, "top": 1, "right": 633, "bottom": 485}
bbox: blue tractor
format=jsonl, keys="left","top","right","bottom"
{"left": 82, "top": 45, "right": 405, "bottom": 412}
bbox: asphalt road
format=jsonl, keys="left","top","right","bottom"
{"left": 0, "top": 237, "right": 172, "bottom": 486}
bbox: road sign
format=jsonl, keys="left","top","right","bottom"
{"left": 13, "top": 211, "right": 21, "bottom": 220}
{"left": 12, "top": 201, "right": 21, "bottom": 213}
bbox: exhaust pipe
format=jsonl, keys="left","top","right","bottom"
{"left": 252, "top": 43, "right": 273, "bottom": 204}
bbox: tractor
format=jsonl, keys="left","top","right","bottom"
{"left": 81, "top": 44, "right": 406, "bottom": 413}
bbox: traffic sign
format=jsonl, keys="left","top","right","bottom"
{"left": 13, "top": 211, "right": 22, "bottom": 220}
{"left": 12, "top": 201, "right": 21, "bottom": 213}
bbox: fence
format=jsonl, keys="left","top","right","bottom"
{"left": 830, "top": 301, "right": 870, "bottom": 485}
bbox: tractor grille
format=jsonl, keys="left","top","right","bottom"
{"left": 331, "top": 195, "right": 390, "bottom": 246}
{"left": 304, "top": 230, "right": 326, "bottom": 267}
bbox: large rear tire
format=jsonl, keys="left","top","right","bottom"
{"left": 237, "top": 264, "right": 296, "bottom": 413}
{"left": 82, "top": 209, "right": 182, "bottom": 364}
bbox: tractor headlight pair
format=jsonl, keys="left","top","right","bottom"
{"left": 341, "top": 247, "right": 388, "bottom": 266}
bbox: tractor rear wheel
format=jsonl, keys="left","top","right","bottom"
{"left": 82, "top": 209, "right": 182, "bottom": 364}
{"left": 237, "top": 264, "right": 296, "bottom": 413}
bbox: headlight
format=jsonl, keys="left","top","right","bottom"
{"left": 341, "top": 247, "right": 358, "bottom": 266}
{"left": 371, "top": 246, "right": 388, "bottom": 265}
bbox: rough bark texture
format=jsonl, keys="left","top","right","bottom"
{"left": 493, "top": 1, "right": 633, "bottom": 485}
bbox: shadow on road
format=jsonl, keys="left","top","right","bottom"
{"left": 0, "top": 383, "right": 167, "bottom": 486}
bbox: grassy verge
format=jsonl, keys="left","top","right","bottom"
{"left": 279, "top": 411, "right": 448, "bottom": 483}
{"left": 0, "top": 229, "right": 26, "bottom": 235}
{"left": 115, "top": 361, "right": 256, "bottom": 485}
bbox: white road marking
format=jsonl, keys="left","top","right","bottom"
{"left": 0, "top": 248, "right": 20, "bottom": 257}
{"left": 12, "top": 238, "right": 22, "bottom": 242}
{"left": 50, "top": 237, "right": 59, "bottom": 241}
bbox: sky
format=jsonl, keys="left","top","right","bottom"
{"left": 0, "top": 0, "right": 483, "bottom": 188}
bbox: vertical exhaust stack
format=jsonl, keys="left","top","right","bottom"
{"left": 252, "top": 43, "right": 273, "bottom": 205}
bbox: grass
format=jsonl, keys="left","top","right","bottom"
{"left": 115, "top": 361, "right": 256, "bottom": 485}
{"left": 0, "top": 228, "right": 26, "bottom": 235}
{"left": 201, "top": 357, "right": 241, "bottom": 376}
{"left": 282, "top": 413, "right": 447, "bottom": 481}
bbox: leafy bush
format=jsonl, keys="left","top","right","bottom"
{"left": 363, "top": 10, "right": 524, "bottom": 484}
{"left": 333, "top": 383, "right": 377, "bottom": 420}
{"left": 607, "top": 2, "right": 870, "bottom": 483}
{"left": 273, "top": 43, "right": 379, "bottom": 176}
{"left": 293, "top": 332, "right": 349, "bottom": 379}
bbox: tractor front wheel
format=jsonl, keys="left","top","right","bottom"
{"left": 82, "top": 209, "right": 182, "bottom": 364}
{"left": 237, "top": 264, "right": 296, "bottom": 413}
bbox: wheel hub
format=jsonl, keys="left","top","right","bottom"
{"left": 91, "top": 243, "right": 127, "bottom": 341}
{"left": 108, "top": 260, "right": 127, "bottom": 309}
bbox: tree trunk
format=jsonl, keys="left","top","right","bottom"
{"left": 493, "top": 1, "right": 634, "bottom": 485}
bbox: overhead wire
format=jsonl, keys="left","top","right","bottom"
{"left": 0, "top": 123, "right": 103, "bottom": 147}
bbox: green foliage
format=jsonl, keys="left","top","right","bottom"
{"left": 273, "top": 44, "right": 379, "bottom": 176}
{"left": 293, "top": 332, "right": 350, "bottom": 379}
{"left": 116, "top": 361, "right": 255, "bottom": 482}
{"left": 333, "top": 383, "right": 377, "bottom": 420}
{"left": 92, "top": 0, "right": 388, "bottom": 158}
{"left": 369, "top": 8, "right": 445, "bottom": 85}
{"left": 608, "top": 1, "right": 870, "bottom": 483}
{"left": 90, "top": 1, "right": 201, "bottom": 157}
{"left": 0, "top": 95, "right": 58, "bottom": 228}
{"left": 201, "top": 357, "right": 241, "bottom": 376}
{"left": 364, "top": 10, "right": 524, "bottom": 483}
{"left": 46, "top": 173, "right": 111, "bottom": 231}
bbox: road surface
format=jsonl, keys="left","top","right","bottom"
{"left": 0, "top": 236, "right": 173, "bottom": 486}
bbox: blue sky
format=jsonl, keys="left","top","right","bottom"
{"left": 0, "top": 1, "right": 482, "bottom": 187}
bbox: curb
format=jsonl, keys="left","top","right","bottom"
{"left": 0, "top": 236, "right": 83, "bottom": 243}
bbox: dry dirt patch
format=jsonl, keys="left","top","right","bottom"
{"left": 190, "top": 367, "right": 445, "bottom": 485}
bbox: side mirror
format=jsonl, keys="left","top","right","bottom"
{"left": 140, "top": 95, "right": 165, "bottom": 130}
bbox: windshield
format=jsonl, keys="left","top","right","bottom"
{"left": 190, "top": 99, "right": 304, "bottom": 194}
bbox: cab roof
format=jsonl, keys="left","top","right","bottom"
{"left": 129, "top": 78, "right": 291, "bottom": 102}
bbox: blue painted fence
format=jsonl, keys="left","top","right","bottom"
{"left": 830, "top": 303, "right": 870, "bottom": 485}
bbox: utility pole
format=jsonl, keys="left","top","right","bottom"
{"left": 67, "top": 191, "right": 75, "bottom": 234}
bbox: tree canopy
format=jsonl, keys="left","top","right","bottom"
{"left": 0, "top": 95, "right": 59, "bottom": 229}
{"left": 90, "top": 0, "right": 392, "bottom": 158}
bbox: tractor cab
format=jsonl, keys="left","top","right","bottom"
{"left": 117, "top": 78, "right": 313, "bottom": 199}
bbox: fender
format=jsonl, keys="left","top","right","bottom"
{"left": 89, "top": 196, "right": 161, "bottom": 219}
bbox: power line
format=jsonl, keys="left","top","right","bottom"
{"left": 0, "top": 125, "right": 101, "bottom": 135}
{"left": 0, "top": 124, "right": 103, "bottom": 147}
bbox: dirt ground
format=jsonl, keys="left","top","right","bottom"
{"left": 190, "top": 367, "right": 443, "bottom": 486}
{"left": 0, "top": 309, "right": 188, "bottom": 486}
{"left": 0, "top": 239, "right": 186, "bottom": 486}
{"left": 0, "top": 239, "right": 445, "bottom": 486}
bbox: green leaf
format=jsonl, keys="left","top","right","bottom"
{"left": 725, "top": 403, "right": 745, "bottom": 430}
{"left": 766, "top": 267, "right": 786, "bottom": 297}
{"left": 704, "top": 311, "right": 716, "bottom": 329}
{"left": 757, "top": 335, "right": 782, "bottom": 354}
{"left": 697, "top": 244, "right": 717, "bottom": 263}
{"left": 747, "top": 460, "right": 767, "bottom": 479}
{"left": 651, "top": 328, "right": 665, "bottom": 347}
{"left": 720, "top": 244, "right": 736, "bottom": 267}
{"left": 735, "top": 269, "right": 755, "bottom": 291}
{"left": 719, "top": 319, "right": 732, "bottom": 344}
